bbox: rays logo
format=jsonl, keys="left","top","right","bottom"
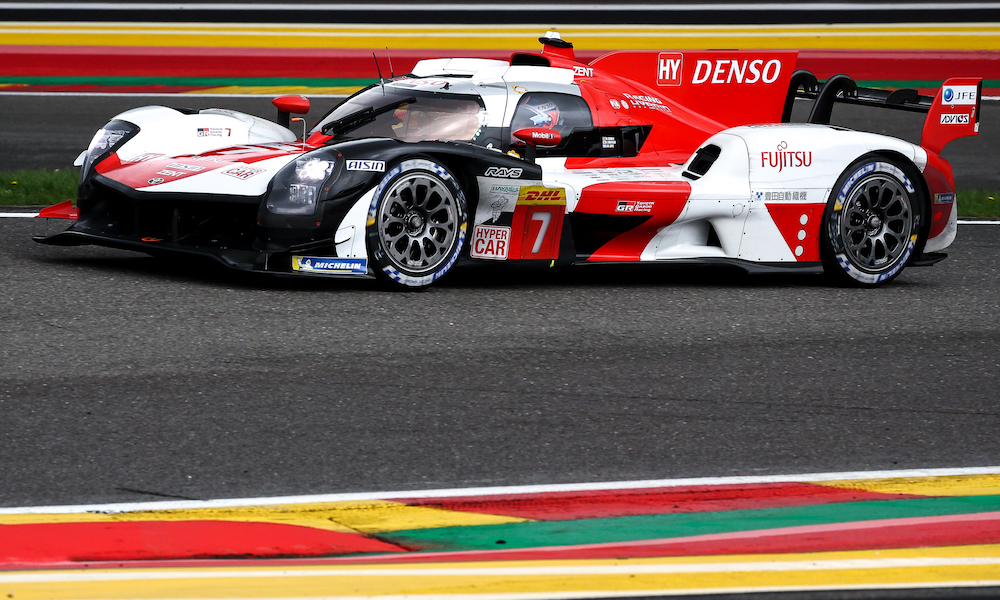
{"left": 484, "top": 167, "right": 522, "bottom": 178}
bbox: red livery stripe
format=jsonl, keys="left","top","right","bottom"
{"left": 574, "top": 180, "right": 690, "bottom": 261}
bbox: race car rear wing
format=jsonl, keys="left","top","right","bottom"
{"left": 784, "top": 70, "right": 982, "bottom": 154}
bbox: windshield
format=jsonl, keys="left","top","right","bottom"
{"left": 312, "top": 86, "right": 487, "bottom": 143}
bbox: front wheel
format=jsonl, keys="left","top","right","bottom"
{"left": 820, "top": 156, "right": 925, "bottom": 287}
{"left": 366, "top": 158, "right": 468, "bottom": 289}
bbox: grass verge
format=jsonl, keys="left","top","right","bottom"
{"left": 0, "top": 169, "right": 78, "bottom": 206}
{"left": 1, "top": 168, "right": 999, "bottom": 217}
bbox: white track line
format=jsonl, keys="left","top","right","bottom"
{"left": 3, "top": 558, "right": 1000, "bottom": 583}
{"left": 0, "top": 465, "right": 997, "bottom": 515}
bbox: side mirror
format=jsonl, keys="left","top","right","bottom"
{"left": 513, "top": 127, "right": 561, "bottom": 147}
{"left": 273, "top": 94, "right": 311, "bottom": 129}
{"left": 512, "top": 128, "right": 561, "bottom": 164}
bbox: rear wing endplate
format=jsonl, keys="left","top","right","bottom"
{"left": 783, "top": 70, "right": 982, "bottom": 155}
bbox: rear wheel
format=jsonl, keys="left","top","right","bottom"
{"left": 366, "top": 158, "right": 467, "bottom": 289}
{"left": 821, "top": 156, "right": 925, "bottom": 287}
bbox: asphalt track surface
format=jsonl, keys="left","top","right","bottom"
{"left": 0, "top": 92, "right": 999, "bottom": 511}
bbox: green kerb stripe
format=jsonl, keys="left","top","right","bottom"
{"left": 382, "top": 495, "right": 1000, "bottom": 552}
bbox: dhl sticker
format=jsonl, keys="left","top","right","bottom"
{"left": 517, "top": 186, "right": 567, "bottom": 206}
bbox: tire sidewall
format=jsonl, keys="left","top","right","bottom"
{"left": 822, "top": 156, "right": 925, "bottom": 286}
{"left": 366, "top": 158, "right": 468, "bottom": 289}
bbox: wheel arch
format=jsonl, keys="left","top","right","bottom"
{"left": 865, "top": 149, "right": 932, "bottom": 249}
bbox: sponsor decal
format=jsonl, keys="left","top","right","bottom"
{"left": 529, "top": 130, "right": 557, "bottom": 141}
{"left": 470, "top": 225, "right": 511, "bottom": 260}
{"left": 125, "top": 152, "right": 163, "bottom": 163}
{"left": 146, "top": 177, "right": 165, "bottom": 185}
{"left": 692, "top": 59, "right": 781, "bottom": 85}
{"left": 490, "top": 198, "right": 508, "bottom": 222}
{"left": 165, "top": 162, "right": 205, "bottom": 172}
{"left": 760, "top": 141, "right": 812, "bottom": 172}
{"left": 609, "top": 99, "right": 621, "bottom": 109}
{"left": 183, "top": 156, "right": 230, "bottom": 164}
{"left": 620, "top": 99, "right": 630, "bottom": 109}
{"left": 754, "top": 190, "right": 809, "bottom": 201}
{"left": 572, "top": 65, "right": 594, "bottom": 78}
{"left": 942, "top": 85, "right": 977, "bottom": 105}
{"left": 602, "top": 136, "right": 617, "bottom": 149}
{"left": 512, "top": 85, "right": 528, "bottom": 95}
{"left": 934, "top": 192, "right": 955, "bottom": 204}
{"left": 221, "top": 166, "right": 265, "bottom": 180}
{"left": 518, "top": 187, "right": 567, "bottom": 205}
{"left": 835, "top": 161, "right": 914, "bottom": 210}
{"left": 292, "top": 256, "right": 368, "bottom": 274}
{"left": 484, "top": 166, "right": 523, "bottom": 178}
{"left": 656, "top": 52, "right": 683, "bottom": 86}
{"left": 622, "top": 92, "right": 670, "bottom": 113}
{"left": 940, "top": 113, "right": 971, "bottom": 125}
{"left": 476, "top": 180, "right": 524, "bottom": 225}
{"left": 346, "top": 159, "right": 385, "bottom": 172}
{"left": 616, "top": 200, "right": 654, "bottom": 213}
{"left": 156, "top": 169, "right": 187, "bottom": 177}
{"left": 197, "top": 127, "right": 232, "bottom": 137}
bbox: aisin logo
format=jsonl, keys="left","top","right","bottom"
{"left": 943, "top": 88, "right": 954, "bottom": 103}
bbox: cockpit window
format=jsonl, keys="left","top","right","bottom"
{"left": 509, "top": 92, "right": 593, "bottom": 145}
{"left": 312, "top": 86, "right": 487, "bottom": 143}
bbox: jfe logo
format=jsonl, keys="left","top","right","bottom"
{"left": 656, "top": 52, "right": 683, "bottom": 86}
{"left": 942, "top": 86, "right": 977, "bottom": 106}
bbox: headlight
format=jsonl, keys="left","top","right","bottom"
{"left": 80, "top": 120, "right": 138, "bottom": 185}
{"left": 266, "top": 153, "right": 340, "bottom": 216}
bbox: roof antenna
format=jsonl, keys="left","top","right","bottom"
{"left": 372, "top": 52, "right": 385, "bottom": 95}
{"left": 386, "top": 47, "right": 395, "bottom": 78}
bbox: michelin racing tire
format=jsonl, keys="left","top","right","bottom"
{"left": 820, "top": 155, "right": 926, "bottom": 287}
{"left": 366, "top": 158, "right": 468, "bottom": 289}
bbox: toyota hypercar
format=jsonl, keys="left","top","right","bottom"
{"left": 36, "top": 32, "right": 983, "bottom": 288}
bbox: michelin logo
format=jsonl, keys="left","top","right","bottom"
{"left": 292, "top": 256, "right": 368, "bottom": 274}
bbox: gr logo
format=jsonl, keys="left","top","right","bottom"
{"left": 484, "top": 166, "right": 523, "bottom": 178}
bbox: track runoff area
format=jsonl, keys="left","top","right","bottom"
{"left": 2, "top": 467, "right": 1000, "bottom": 598}
{"left": 3, "top": 12, "right": 1000, "bottom": 600}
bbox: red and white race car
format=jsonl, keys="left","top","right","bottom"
{"left": 37, "top": 32, "right": 982, "bottom": 288}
